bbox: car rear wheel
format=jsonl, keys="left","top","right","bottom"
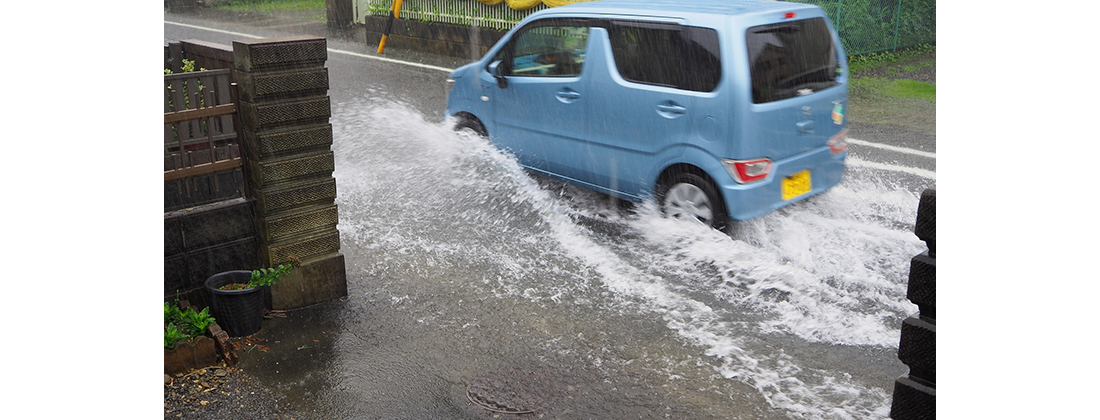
{"left": 659, "top": 172, "right": 729, "bottom": 230}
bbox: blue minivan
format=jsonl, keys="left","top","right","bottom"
{"left": 445, "top": 0, "right": 849, "bottom": 230}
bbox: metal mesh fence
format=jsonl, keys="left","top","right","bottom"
{"left": 800, "top": 0, "right": 935, "bottom": 55}
{"left": 355, "top": 0, "right": 935, "bottom": 55}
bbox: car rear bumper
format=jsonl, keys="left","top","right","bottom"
{"left": 719, "top": 146, "right": 846, "bottom": 221}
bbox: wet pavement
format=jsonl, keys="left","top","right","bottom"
{"left": 230, "top": 274, "right": 787, "bottom": 419}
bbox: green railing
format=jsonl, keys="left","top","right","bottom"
{"left": 355, "top": 0, "right": 934, "bottom": 55}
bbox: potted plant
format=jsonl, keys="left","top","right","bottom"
{"left": 204, "top": 263, "right": 294, "bottom": 337}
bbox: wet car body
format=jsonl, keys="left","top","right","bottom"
{"left": 445, "top": 0, "right": 849, "bottom": 228}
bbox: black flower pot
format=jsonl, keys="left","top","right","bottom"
{"left": 205, "top": 271, "right": 265, "bottom": 337}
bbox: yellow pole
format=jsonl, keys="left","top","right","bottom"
{"left": 377, "top": 0, "right": 405, "bottom": 54}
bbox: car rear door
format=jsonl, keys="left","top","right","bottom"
{"left": 742, "top": 16, "right": 845, "bottom": 160}
{"left": 580, "top": 20, "right": 722, "bottom": 196}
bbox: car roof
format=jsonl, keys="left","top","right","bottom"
{"left": 541, "top": 0, "right": 816, "bottom": 18}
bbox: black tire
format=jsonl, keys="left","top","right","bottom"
{"left": 890, "top": 376, "right": 936, "bottom": 420}
{"left": 906, "top": 252, "right": 936, "bottom": 318}
{"left": 454, "top": 116, "right": 488, "bottom": 138}
{"left": 915, "top": 188, "right": 936, "bottom": 256}
{"left": 897, "top": 315, "right": 936, "bottom": 383}
{"left": 657, "top": 171, "right": 730, "bottom": 231}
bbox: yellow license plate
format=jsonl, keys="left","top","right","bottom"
{"left": 781, "top": 170, "right": 812, "bottom": 201}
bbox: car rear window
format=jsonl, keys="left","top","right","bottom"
{"left": 608, "top": 21, "right": 721, "bottom": 92}
{"left": 746, "top": 17, "right": 839, "bottom": 103}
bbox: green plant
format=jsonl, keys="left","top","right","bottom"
{"left": 164, "top": 58, "right": 212, "bottom": 141}
{"left": 249, "top": 263, "right": 294, "bottom": 287}
{"left": 180, "top": 307, "right": 217, "bottom": 336}
{"left": 365, "top": 1, "right": 389, "bottom": 15}
{"left": 164, "top": 301, "right": 217, "bottom": 349}
{"left": 165, "top": 301, "right": 183, "bottom": 326}
{"left": 219, "top": 262, "right": 296, "bottom": 290}
{"left": 164, "top": 58, "right": 203, "bottom": 75}
{"left": 165, "top": 324, "right": 190, "bottom": 349}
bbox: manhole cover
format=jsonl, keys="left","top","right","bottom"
{"left": 466, "top": 369, "right": 558, "bottom": 414}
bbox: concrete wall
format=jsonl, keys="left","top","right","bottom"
{"left": 327, "top": 0, "right": 355, "bottom": 28}
{"left": 164, "top": 198, "right": 259, "bottom": 315}
{"left": 361, "top": 15, "right": 506, "bottom": 59}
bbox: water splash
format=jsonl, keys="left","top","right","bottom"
{"left": 330, "top": 98, "right": 926, "bottom": 419}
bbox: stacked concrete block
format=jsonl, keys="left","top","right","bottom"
{"left": 891, "top": 188, "right": 936, "bottom": 419}
{"left": 233, "top": 36, "right": 347, "bottom": 310}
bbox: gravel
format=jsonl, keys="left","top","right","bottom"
{"left": 164, "top": 364, "right": 308, "bottom": 419}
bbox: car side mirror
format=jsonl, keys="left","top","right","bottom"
{"left": 488, "top": 60, "right": 508, "bottom": 89}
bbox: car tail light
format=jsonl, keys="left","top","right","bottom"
{"left": 723, "top": 158, "right": 772, "bottom": 184}
{"left": 828, "top": 129, "right": 849, "bottom": 154}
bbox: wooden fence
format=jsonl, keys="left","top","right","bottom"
{"left": 164, "top": 68, "right": 246, "bottom": 211}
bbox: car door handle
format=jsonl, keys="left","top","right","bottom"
{"left": 797, "top": 120, "right": 814, "bottom": 135}
{"left": 656, "top": 102, "right": 687, "bottom": 119}
{"left": 556, "top": 89, "right": 581, "bottom": 103}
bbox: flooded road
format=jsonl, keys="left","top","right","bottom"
{"left": 162, "top": 14, "right": 935, "bottom": 419}
{"left": 237, "top": 96, "right": 930, "bottom": 419}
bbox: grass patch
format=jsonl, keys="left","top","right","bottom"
{"left": 849, "top": 44, "right": 935, "bottom": 74}
{"left": 215, "top": 0, "right": 325, "bottom": 13}
{"left": 897, "top": 60, "right": 935, "bottom": 74}
{"left": 852, "top": 77, "right": 935, "bottom": 101}
{"left": 846, "top": 44, "right": 936, "bottom": 133}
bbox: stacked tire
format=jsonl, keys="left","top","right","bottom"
{"left": 890, "top": 188, "right": 936, "bottom": 420}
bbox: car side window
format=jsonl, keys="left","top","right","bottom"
{"left": 496, "top": 21, "right": 589, "bottom": 77}
{"left": 608, "top": 21, "right": 721, "bottom": 92}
